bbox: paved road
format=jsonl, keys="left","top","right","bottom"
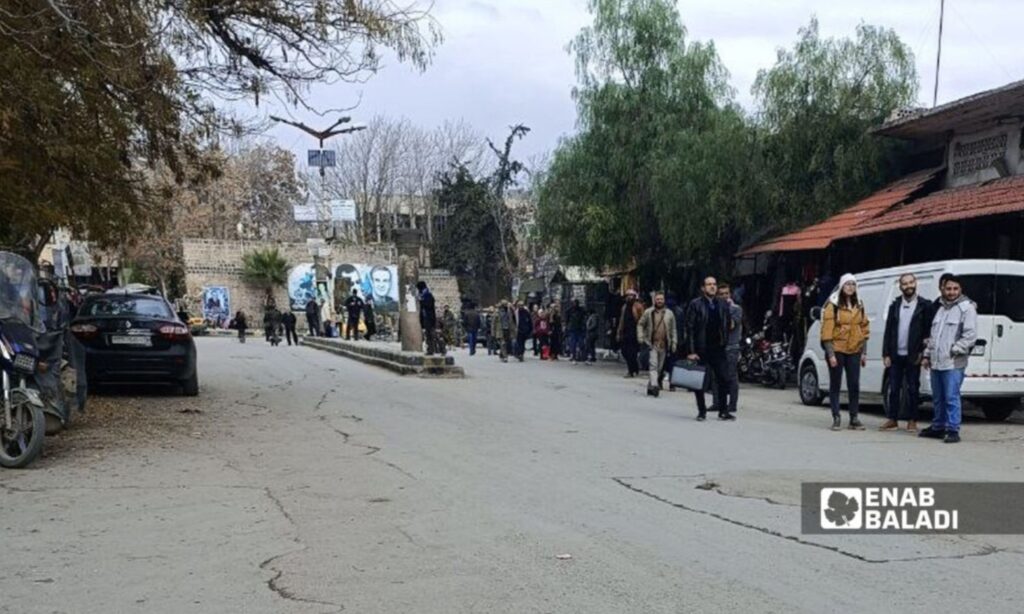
{"left": 2, "top": 338, "right": 1023, "bottom": 613}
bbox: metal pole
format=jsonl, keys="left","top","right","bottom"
{"left": 933, "top": 0, "right": 945, "bottom": 107}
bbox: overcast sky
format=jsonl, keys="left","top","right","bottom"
{"left": 256, "top": 0, "right": 1021, "bottom": 164}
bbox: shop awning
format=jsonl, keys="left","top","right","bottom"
{"left": 846, "top": 174, "right": 1024, "bottom": 238}
{"left": 737, "top": 168, "right": 940, "bottom": 256}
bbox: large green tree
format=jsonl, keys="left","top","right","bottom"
{"left": 537, "top": 0, "right": 748, "bottom": 284}
{"left": 753, "top": 18, "right": 918, "bottom": 231}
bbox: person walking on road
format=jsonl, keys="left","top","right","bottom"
{"left": 881, "top": 273, "right": 930, "bottom": 432}
{"left": 584, "top": 308, "right": 599, "bottom": 365}
{"left": 234, "top": 310, "right": 248, "bottom": 343}
{"left": 514, "top": 301, "right": 532, "bottom": 362}
{"left": 533, "top": 308, "right": 552, "bottom": 359}
{"left": 617, "top": 290, "right": 643, "bottom": 378}
{"left": 282, "top": 310, "right": 298, "bottom": 346}
{"left": 820, "top": 273, "right": 870, "bottom": 431}
{"left": 263, "top": 306, "right": 282, "bottom": 346}
{"left": 684, "top": 277, "right": 734, "bottom": 421}
{"left": 493, "top": 301, "right": 512, "bottom": 362}
{"left": 638, "top": 292, "right": 677, "bottom": 397}
{"left": 715, "top": 283, "right": 743, "bottom": 415}
{"left": 463, "top": 303, "right": 481, "bottom": 356}
{"left": 919, "top": 275, "right": 977, "bottom": 444}
{"left": 344, "top": 288, "right": 364, "bottom": 341}
{"left": 304, "top": 298, "right": 321, "bottom": 337}
{"left": 566, "top": 299, "right": 586, "bottom": 363}
{"left": 417, "top": 281, "right": 440, "bottom": 355}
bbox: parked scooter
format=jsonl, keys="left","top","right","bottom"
{"left": 0, "top": 252, "right": 47, "bottom": 468}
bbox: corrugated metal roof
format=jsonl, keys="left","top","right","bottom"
{"left": 846, "top": 174, "right": 1024, "bottom": 237}
{"left": 738, "top": 168, "right": 940, "bottom": 256}
{"left": 874, "top": 79, "right": 1024, "bottom": 140}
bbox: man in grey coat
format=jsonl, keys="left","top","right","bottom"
{"left": 919, "top": 275, "right": 977, "bottom": 444}
{"left": 637, "top": 292, "right": 677, "bottom": 397}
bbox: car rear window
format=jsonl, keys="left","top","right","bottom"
{"left": 81, "top": 297, "right": 172, "bottom": 318}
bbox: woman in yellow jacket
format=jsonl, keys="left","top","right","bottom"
{"left": 820, "top": 273, "right": 870, "bottom": 431}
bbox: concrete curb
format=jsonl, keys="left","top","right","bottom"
{"left": 300, "top": 337, "right": 465, "bottom": 378}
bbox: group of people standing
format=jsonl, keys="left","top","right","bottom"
{"left": 454, "top": 299, "right": 600, "bottom": 364}
{"left": 300, "top": 290, "right": 379, "bottom": 341}
{"left": 821, "top": 272, "right": 976, "bottom": 442}
{"left": 620, "top": 277, "right": 743, "bottom": 421}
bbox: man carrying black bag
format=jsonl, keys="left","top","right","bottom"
{"left": 684, "top": 276, "right": 735, "bottom": 421}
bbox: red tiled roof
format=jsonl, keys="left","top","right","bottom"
{"left": 738, "top": 168, "right": 940, "bottom": 256}
{"left": 847, "top": 174, "right": 1024, "bottom": 237}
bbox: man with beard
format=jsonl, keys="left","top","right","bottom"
{"left": 920, "top": 275, "right": 977, "bottom": 444}
{"left": 637, "top": 292, "right": 677, "bottom": 397}
{"left": 685, "top": 276, "right": 734, "bottom": 421}
{"left": 881, "top": 273, "right": 930, "bottom": 432}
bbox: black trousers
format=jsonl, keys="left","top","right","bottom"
{"left": 424, "top": 327, "right": 440, "bottom": 355}
{"left": 829, "top": 352, "right": 861, "bottom": 417}
{"left": 886, "top": 355, "right": 921, "bottom": 421}
{"left": 695, "top": 348, "right": 731, "bottom": 416}
{"left": 515, "top": 332, "right": 530, "bottom": 358}
{"left": 284, "top": 325, "right": 298, "bottom": 346}
{"left": 305, "top": 314, "right": 320, "bottom": 337}
{"left": 622, "top": 338, "right": 640, "bottom": 375}
{"left": 346, "top": 318, "right": 359, "bottom": 340}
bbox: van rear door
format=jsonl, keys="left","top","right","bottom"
{"left": 990, "top": 267, "right": 1024, "bottom": 377}
{"left": 956, "top": 274, "right": 996, "bottom": 377}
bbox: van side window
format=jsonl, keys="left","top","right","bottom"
{"left": 995, "top": 276, "right": 1024, "bottom": 322}
{"left": 916, "top": 276, "right": 936, "bottom": 302}
{"left": 858, "top": 282, "right": 885, "bottom": 320}
{"left": 958, "top": 275, "right": 996, "bottom": 316}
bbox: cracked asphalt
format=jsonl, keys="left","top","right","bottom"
{"left": 2, "top": 337, "right": 1024, "bottom": 613}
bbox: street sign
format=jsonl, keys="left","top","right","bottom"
{"left": 307, "top": 149, "right": 336, "bottom": 168}
{"left": 329, "top": 199, "right": 356, "bottom": 222}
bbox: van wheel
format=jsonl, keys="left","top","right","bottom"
{"left": 980, "top": 398, "right": 1019, "bottom": 422}
{"left": 799, "top": 363, "right": 824, "bottom": 406}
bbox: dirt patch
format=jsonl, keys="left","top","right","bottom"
{"left": 39, "top": 391, "right": 208, "bottom": 464}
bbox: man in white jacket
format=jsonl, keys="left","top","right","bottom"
{"left": 919, "top": 275, "right": 977, "bottom": 444}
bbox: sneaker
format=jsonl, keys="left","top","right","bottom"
{"left": 878, "top": 420, "right": 899, "bottom": 431}
{"left": 696, "top": 414, "right": 707, "bottom": 422}
{"left": 646, "top": 385, "right": 660, "bottom": 398}
{"left": 905, "top": 421, "right": 918, "bottom": 432}
{"left": 918, "top": 426, "right": 946, "bottom": 439}
{"left": 718, "top": 412, "right": 736, "bottom": 421}
{"left": 831, "top": 415, "right": 842, "bottom": 431}
{"left": 848, "top": 418, "right": 866, "bottom": 430}
{"left": 944, "top": 431, "right": 961, "bottom": 444}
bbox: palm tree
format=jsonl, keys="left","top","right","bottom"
{"left": 241, "top": 248, "right": 290, "bottom": 307}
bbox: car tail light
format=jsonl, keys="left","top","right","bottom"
{"left": 158, "top": 324, "right": 190, "bottom": 340}
{"left": 71, "top": 323, "right": 99, "bottom": 339}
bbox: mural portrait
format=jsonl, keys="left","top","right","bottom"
{"left": 287, "top": 264, "right": 318, "bottom": 311}
{"left": 334, "top": 264, "right": 399, "bottom": 312}
{"left": 201, "top": 286, "right": 230, "bottom": 321}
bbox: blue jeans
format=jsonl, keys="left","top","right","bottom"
{"left": 930, "top": 368, "right": 965, "bottom": 433}
{"left": 467, "top": 331, "right": 478, "bottom": 355}
{"left": 568, "top": 331, "right": 584, "bottom": 360}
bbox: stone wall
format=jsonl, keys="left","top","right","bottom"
{"left": 182, "top": 239, "right": 462, "bottom": 326}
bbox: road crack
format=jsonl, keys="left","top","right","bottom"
{"left": 613, "top": 477, "right": 1017, "bottom": 564}
{"left": 260, "top": 487, "right": 345, "bottom": 612}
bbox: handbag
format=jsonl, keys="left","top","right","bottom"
{"left": 671, "top": 360, "right": 707, "bottom": 391}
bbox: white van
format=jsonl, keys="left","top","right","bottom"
{"left": 798, "top": 259, "right": 1024, "bottom": 421}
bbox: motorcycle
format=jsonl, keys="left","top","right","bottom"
{"left": 762, "top": 335, "right": 796, "bottom": 390}
{"left": 737, "top": 309, "right": 796, "bottom": 389}
{"left": 0, "top": 252, "right": 47, "bottom": 468}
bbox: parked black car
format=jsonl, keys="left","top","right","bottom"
{"left": 70, "top": 293, "right": 198, "bottom": 395}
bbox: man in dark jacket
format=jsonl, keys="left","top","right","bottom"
{"left": 566, "top": 299, "right": 587, "bottom": 363}
{"left": 363, "top": 297, "right": 377, "bottom": 341}
{"left": 304, "top": 298, "right": 320, "bottom": 337}
{"left": 684, "top": 276, "right": 734, "bottom": 421}
{"left": 881, "top": 273, "right": 931, "bottom": 432}
{"left": 514, "top": 301, "right": 532, "bottom": 362}
{"left": 417, "top": 281, "right": 439, "bottom": 355}
{"left": 463, "top": 304, "right": 481, "bottom": 356}
{"left": 344, "top": 288, "right": 364, "bottom": 341}
{"left": 282, "top": 310, "right": 299, "bottom": 346}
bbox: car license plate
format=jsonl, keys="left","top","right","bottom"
{"left": 111, "top": 335, "right": 152, "bottom": 347}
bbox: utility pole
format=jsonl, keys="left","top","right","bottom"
{"left": 270, "top": 115, "right": 366, "bottom": 240}
{"left": 933, "top": 0, "right": 946, "bottom": 107}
